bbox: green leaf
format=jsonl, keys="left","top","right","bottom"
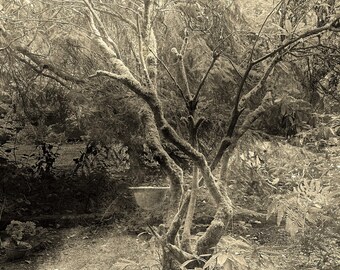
{"left": 266, "top": 200, "right": 277, "bottom": 220}
{"left": 203, "top": 254, "right": 219, "bottom": 269}
{"left": 285, "top": 217, "right": 299, "bottom": 237}
{"left": 276, "top": 204, "right": 285, "bottom": 226}
{"left": 280, "top": 103, "right": 288, "bottom": 116}
{"left": 305, "top": 212, "right": 317, "bottom": 224}
{"left": 230, "top": 239, "right": 251, "bottom": 250}
{"left": 271, "top": 178, "right": 280, "bottom": 185}
{"left": 217, "top": 253, "right": 229, "bottom": 266}
{"left": 285, "top": 20, "right": 293, "bottom": 33}
{"left": 181, "top": 259, "right": 197, "bottom": 269}
{"left": 222, "top": 259, "right": 233, "bottom": 270}
{"left": 229, "top": 253, "right": 248, "bottom": 267}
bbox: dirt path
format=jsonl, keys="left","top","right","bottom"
{"left": 1, "top": 223, "right": 339, "bottom": 270}
{"left": 1, "top": 225, "right": 156, "bottom": 270}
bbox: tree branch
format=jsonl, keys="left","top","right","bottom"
{"left": 165, "top": 243, "right": 195, "bottom": 264}
{"left": 148, "top": 48, "right": 186, "bottom": 100}
{"left": 15, "top": 54, "right": 71, "bottom": 89}
{"left": 239, "top": 55, "right": 280, "bottom": 109}
{"left": 136, "top": 14, "right": 153, "bottom": 88}
{"left": 142, "top": 110, "right": 183, "bottom": 220}
{"left": 15, "top": 46, "right": 85, "bottom": 84}
{"left": 226, "top": 11, "right": 339, "bottom": 139}
{"left": 248, "top": 0, "right": 283, "bottom": 63}
{"left": 172, "top": 30, "right": 191, "bottom": 102}
{"left": 252, "top": 15, "right": 340, "bottom": 66}
{"left": 192, "top": 51, "right": 220, "bottom": 104}
{"left": 142, "top": 0, "right": 152, "bottom": 38}
{"left": 227, "top": 1, "right": 282, "bottom": 131}
{"left": 89, "top": 70, "right": 128, "bottom": 80}
{"left": 238, "top": 91, "right": 274, "bottom": 137}
{"left": 84, "top": 4, "right": 118, "bottom": 59}
{"left": 83, "top": 0, "right": 121, "bottom": 59}
{"left": 93, "top": 6, "right": 137, "bottom": 31}
{"left": 166, "top": 192, "right": 191, "bottom": 244}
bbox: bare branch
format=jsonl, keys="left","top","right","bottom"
{"left": 239, "top": 55, "right": 281, "bottom": 109}
{"left": 224, "top": 3, "right": 281, "bottom": 139}
{"left": 15, "top": 54, "right": 71, "bottom": 89}
{"left": 83, "top": 0, "right": 121, "bottom": 59}
{"left": 93, "top": 7, "right": 137, "bottom": 31}
{"left": 178, "top": 31, "right": 191, "bottom": 100}
{"left": 248, "top": 0, "right": 283, "bottom": 63}
{"left": 88, "top": 70, "right": 128, "bottom": 80}
{"left": 166, "top": 192, "right": 191, "bottom": 244}
{"left": 0, "top": 34, "right": 26, "bottom": 51}
{"left": 200, "top": 56, "right": 281, "bottom": 180}
{"left": 208, "top": 137, "right": 232, "bottom": 175}
{"left": 84, "top": 5, "right": 118, "bottom": 59}
{"left": 136, "top": 14, "right": 153, "bottom": 88}
{"left": 148, "top": 48, "right": 186, "bottom": 100}
{"left": 252, "top": 15, "right": 340, "bottom": 65}
{"left": 15, "top": 46, "right": 85, "bottom": 84}
{"left": 329, "top": 26, "right": 340, "bottom": 32}
{"left": 142, "top": 110, "right": 183, "bottom": 220}
{"left": 224, "top": 56, "right": 244, "bottom": 79}
{"left": 142, "top": 0, "right": 152, "bottom": 38}
{"left": 166, "top": 243, "right": 195, "bottom": 264}
{"left": 227, "top": 9, "right": 339, "bottom": 139}
{"left": 192, "top": 51, "right": 220, "bottom": 104}
{"left": 238, "top": 91, "right": 274, "bottom": 137}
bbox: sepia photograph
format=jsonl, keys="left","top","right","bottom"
{"left": 0, "top": 0, "right": 339, "bottom": 269}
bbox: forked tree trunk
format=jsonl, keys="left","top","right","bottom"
{"left": 80, "top": 3, "right": 234, "bottom": 265}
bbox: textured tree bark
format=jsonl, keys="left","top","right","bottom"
{"left": 219, "top": 147, "right": 235, "bottom": 183}
{"left": 181, "top": 115, "right": 201, "bottom": 252}
{"left": 181, "top": 160, "right": 198, "bottom": 252}
{"left": 278, "top": 0, "right": 288, "bottom": 42}
{"left": 141, "top": 109, "right": 183, "bottom": 222}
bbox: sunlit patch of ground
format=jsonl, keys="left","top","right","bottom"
{"left": 1, "top": 225, "right": 158, "bottom": 270}
{"left": 1, "top": 218, "right": 339, "bottom": 270}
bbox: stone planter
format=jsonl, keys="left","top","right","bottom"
{"left": 5, "top": 246, "right": 31, "bottom": 260}
{"left": 129, "top": 186, "right": 170, "bottom": 210}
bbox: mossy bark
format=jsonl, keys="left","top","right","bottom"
{"left": 141, "top": 109, "right": 183, "bottom": 221}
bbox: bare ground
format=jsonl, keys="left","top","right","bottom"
{"left": 1, "top": 222, "right": 339, "bottom": 270}
{"left": 1, "top": 224, "right": 157, "bottom": 270}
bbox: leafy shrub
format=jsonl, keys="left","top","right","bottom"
{"left": 0, "top": 141, "right": 138, "bottom": 222}
{"left": 4, "top": 220, "right": 36, "bottom": 249}
{"left": 181, "top": 236, "right": 277, "bottom": 270}
{"left": 267, "top": 178, "right": 339, "bottom": 237}
{"left": 33, "top": 143, "right": 60, "bottom": 177}
{"left": 73, "top": 141, "right": 130, "bottom": 178}
{"left": 258, "top": 95, "right": 314, "bottom": 137}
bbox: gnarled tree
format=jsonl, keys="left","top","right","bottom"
{"left": 0, "top": 0, "right": 339, "bottom": 268}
